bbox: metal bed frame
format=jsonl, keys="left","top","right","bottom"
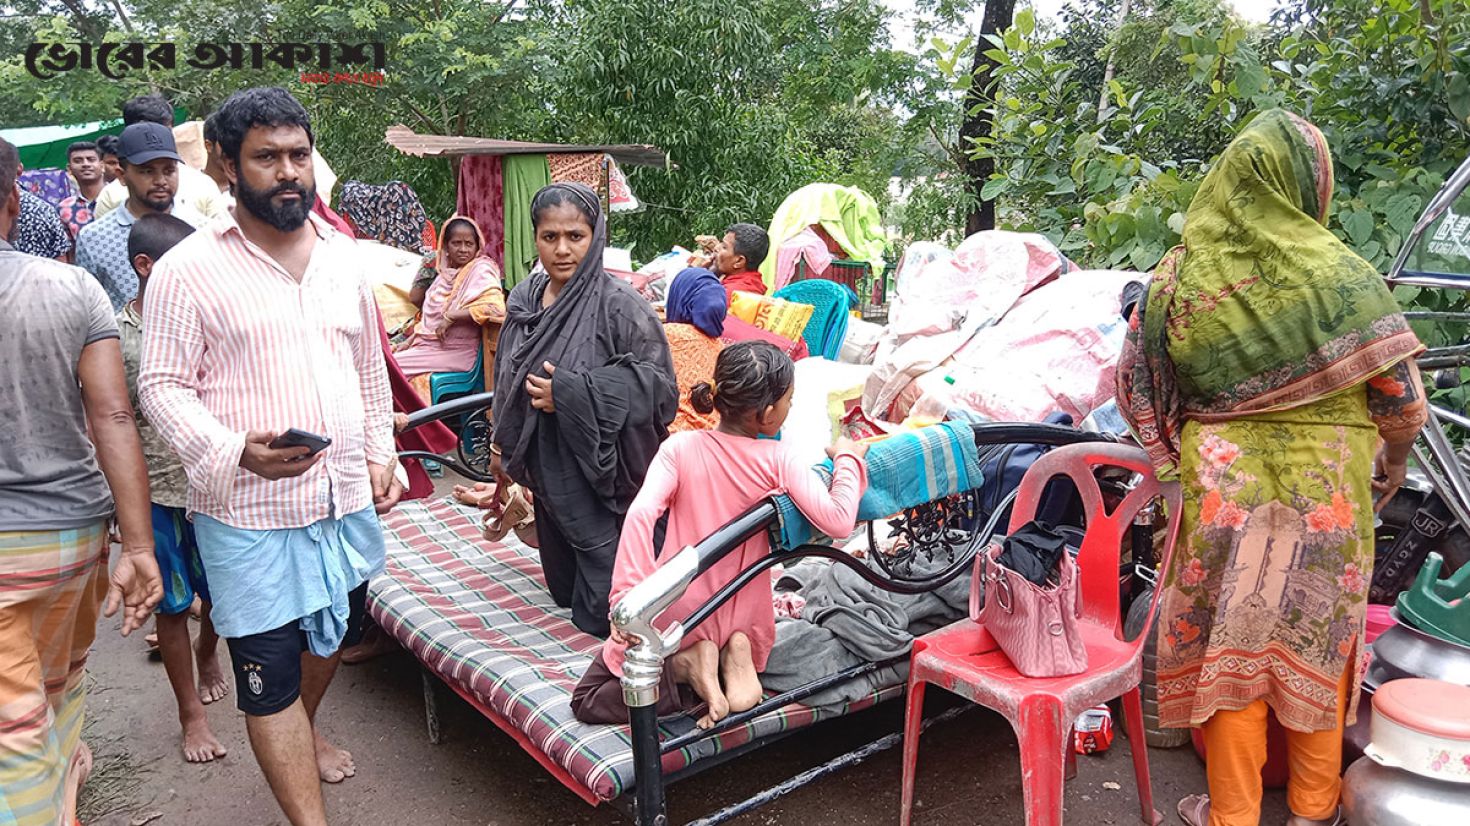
{"left": 398, "top": 396, "right": 1119, "bottom": 825}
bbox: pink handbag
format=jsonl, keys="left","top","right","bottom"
{"left": 970, "top": 541, "right": 1089, "bottom": 678}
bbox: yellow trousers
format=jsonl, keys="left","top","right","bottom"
{"left": 1199, "top": 667, "right": 1351, "bottom": 825}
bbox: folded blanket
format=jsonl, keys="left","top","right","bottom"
{"left": 762, "top": 544, "right": 973, "bottom": 708}
{"left": 771, "top": 421, "right": 982, "bottom": 550}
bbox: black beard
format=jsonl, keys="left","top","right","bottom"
{"left": 139, "top": 194, "right": 173, "bottom": 212}
{"left": 236, "top": 177, "right": 314, "bottom": 232}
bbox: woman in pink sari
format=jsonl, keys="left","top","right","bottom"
{"left": 394, "top": 215, "right": 507, "bottom": 399}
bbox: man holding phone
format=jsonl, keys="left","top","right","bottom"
{"left": 138, "top": 87, "right": 399, "bottom": 826}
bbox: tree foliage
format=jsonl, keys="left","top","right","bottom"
{"left": 0, "top": 0, "right": 915, "bottom": 257}
{"left": 952, "top": 0, "right": 1470, "bottom": 281}
{"left": 3, "top": 0, "right": 1466, "bottom": 276}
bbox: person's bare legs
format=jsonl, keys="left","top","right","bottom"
{"left": 719, "top": 632, "right": 763, "bottom": 714}
{"left": 194, "top": 602, "right": 229, "bottom": 705}
{"left": 300, "top": 650, "right": 355, "bottom": 782}
{"left": 155, "top": 611, "right": 227, "bottom": 763}
{"left": 669, "top": 639, "right": 728, "bottom": 729}
{"left": 246, "top": 699, "right": 328, "bottom": 826}
{"left": 61, "top": 741, "right": 93, "bottom": 825}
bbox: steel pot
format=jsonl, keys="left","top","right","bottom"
{"left": 1341, "top": 757, "right": 1470, "bottom": 825}
{"left": 1367, "top": 611, "right": 1470, "bottom": 688}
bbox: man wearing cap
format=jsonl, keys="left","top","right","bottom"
{"left": 75, "top": 123, "right": 208, "bottom": 311}
{"left": 93, "top": 94, "right": 230, "bottom": 222}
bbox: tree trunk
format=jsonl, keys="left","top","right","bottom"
{"left": 962, "top": 0, "right": 1017, "bottom": 235}
{"left": 1098, "top": 0, "right": 1132, "bottom": 118}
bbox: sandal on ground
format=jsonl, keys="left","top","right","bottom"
{"left": 1287, "top": 809, "right": 1344, "bottom": 826}
{"left": 1177, "top": 794, "right": 1209, "bottom": 826}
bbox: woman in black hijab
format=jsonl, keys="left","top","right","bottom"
{"left": 491, "top": 183, "right": 677, "bottom": 637}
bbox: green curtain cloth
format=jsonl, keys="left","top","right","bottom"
{"left": 759, "top": 183, "right": 889, "bottom": 290}
{"left": 501, "top": 153, "right": 552, "bottom": 290}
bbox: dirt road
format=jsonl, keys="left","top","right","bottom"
{"left": 77, "top": 485, "right": 1292, "bottom": 825}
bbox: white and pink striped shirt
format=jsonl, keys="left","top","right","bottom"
{"left": 138, "top": 211, "right": 394, "bottom": 530}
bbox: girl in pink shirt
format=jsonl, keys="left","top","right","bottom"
{"left": 571, "top": 341, "right": 868, "bottom": 727}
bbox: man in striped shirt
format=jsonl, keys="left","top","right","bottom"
{"left": 139, "top": 87, "right": 401, "bottom": 826}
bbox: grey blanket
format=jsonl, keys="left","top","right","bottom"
{"left": 761, "top": 550, "right": 975, "bottom": 709}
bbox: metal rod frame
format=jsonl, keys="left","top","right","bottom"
{"left": 612, "top": 423, "right": 1110, "bottom": 826}
{"left": 683, "top": 705, "right": 973, "bottom": 826}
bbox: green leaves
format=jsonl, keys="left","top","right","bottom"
{"left": 954, "top": 0, "right": 1469, "bottom": 286}
{"left": 1341, "top": 208, "right": 1376, "bottom": 248}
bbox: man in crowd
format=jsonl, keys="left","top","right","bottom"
{"left": 139, "top": 86, "right": 401, "bottom": 826}
{"left": 57, "top": 141, "right": 107, "bottom": 239}
{"left": 8, "top": 164, "right": 72, "bottom": 260}
{"left": 75, "top": 122, "right": 208, "bottom": 310}
{"left": 120, "top": 212, "right": 232, "bottom": 764}
{"left": 97, "top": 135, "right": 122, "bottom": 183}
{"left": 713, "top": 222, "right": 770, "bottom": 300}
{"left": 94, "top": 94, "right": 230, "bottom": 221}
{"left": 200, "top": 111, "right": 235, "bottom": 206}
{"left": 0, "top": 136, "right": 162, "bottom": 826}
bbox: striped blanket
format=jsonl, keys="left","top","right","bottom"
{"left": 772, "top": 421, "right": 982, "bottom": 549}
{"left": 369, "top": 498, "right": 899, "bottom": 803}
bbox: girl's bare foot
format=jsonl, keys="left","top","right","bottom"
{"left": 195, "top": 642, "right": 230, "bottom": 705}
{"left": 452, "top": 482, "right": 499, "bottom": 509}
{"left": 719, "top": 632, "right": 764, "bottom": 714}
{"left": 314, "top": 730, "right": 356, "bottom": 783}
{"left": 181, "top": 716, "right": 228, "bottom": 763}
{"left": 670, "top": 640, "right": 729, "bottom": 729}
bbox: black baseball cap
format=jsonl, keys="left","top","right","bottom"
{"left": 119, "top": 122, "right": 183, "bottom": 165}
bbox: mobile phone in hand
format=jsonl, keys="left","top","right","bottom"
{"left": 269, "top": 428, "right": 332, "bottom": 457}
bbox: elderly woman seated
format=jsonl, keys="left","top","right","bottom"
{"left": 395, "top": 215, "right": 506, "bottom": 400}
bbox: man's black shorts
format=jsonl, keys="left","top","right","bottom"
{"left": 225, "top": 582, "right": 369, "bottom": 716}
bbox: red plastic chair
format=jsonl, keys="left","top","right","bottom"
{"left": 899, "top": 442, "right": 1181, "bottom": 826}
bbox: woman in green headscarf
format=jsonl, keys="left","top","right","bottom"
{"left": 1117, "top": 110, "right": 1428, "bottom": 826}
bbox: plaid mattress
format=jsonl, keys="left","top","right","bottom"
{"left": 370, "top": 498, "right": 899, "bottom": 803}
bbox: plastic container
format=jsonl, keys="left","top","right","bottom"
{"left": 1367, "top": 604, "right": 1398, "bottom": 645}
{"left": 1366, "top": 678, "right": 1470, "bottom": 782}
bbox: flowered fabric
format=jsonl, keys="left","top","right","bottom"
{"left": 1156, "top": 394, "right": 1376, "bottom": 732}
{"left": 18, "top": 168, "right": 74, "bottom": 208}
{"left": 338, "top": 180, "right": 431, "bottom": 254}
{"left": 1120, "top": 109, "right": 1427, "bottom": 734}
{"left": 56, "top": 195, "right": 96, "bottom": 239}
